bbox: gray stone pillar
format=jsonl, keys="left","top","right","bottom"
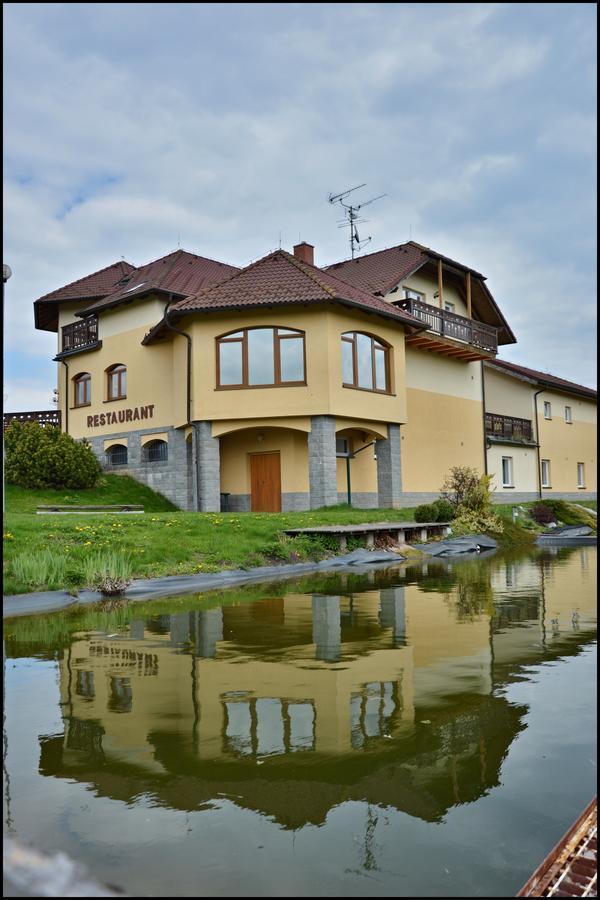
{"left": 194, "top": 608, "right": 223, "bottom": 658}
{"left": 193, "top": 421, "right": 221, "bottom": 512}
{"left": 379, "top": 587, "right": 406, "bottom": 646}
{"left": 376, "top": 423, "right": 402, "bottom": 508}
{"left": 308, "top": 415, "right": 338, "bottom": 509}
{"left": 169, "top": 612, "right": 190, "bottom": 646}
{"left": 130, "top": 620, "right": 145, "bottom": 641}
{"left": 312, "top": 595, "right": 341, "bottom": 662}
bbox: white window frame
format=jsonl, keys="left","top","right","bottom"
{"left": 444, "top": 301, "right": 455, "bottom": 313}
{"left": 402, "top": 287, "right": 426, "bottom": 303}
{"left": 336, "top": 437, "right": 351, "bottom": 457}
{"left": 565, "top": 406, "right": 572, "bottom": 424}
{"left": 501, "top": 456, "right": 514, "bottom": 488}
{"left": 541, "top": 459, "right": 551, "bottom": 488}
{"left": 577, "top": 462, "right": 585, "bottom": 488}
{"left": 543, "top": 401, "right": 552, "bottom": 419}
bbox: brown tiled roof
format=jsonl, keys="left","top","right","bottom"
{"left": 164, "top": 249, "right": 425, "bottom": 327}
{"left": 78, "top": 250, "right": 239, "bottom": 316}
{"left": 34, "top": 260, "right": 136, "bottom": 305}
{"left": 325, "top": 243, "right": 427, "bottom": 296}
{"left": 34, "top": 260, "right": 136, "bottom": 331}
{"left": 486, "top": 359, "right": 597, "bottom": 400}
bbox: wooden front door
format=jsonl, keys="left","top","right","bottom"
{"left": 250, "top": 452, "right": 281, "bottom": 512}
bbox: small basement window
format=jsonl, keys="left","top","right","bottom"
{"left": 143, "top": 439, "right": 168, "bottom": 462}
{"left": 105, "top": 444, "right": 128, "bottom": 467}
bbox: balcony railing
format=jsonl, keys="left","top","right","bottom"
{"left": 61, "top": 316, "right": 99, "bottom": 353}
{"left": 485, "top": 412, "right": 534, "bottom": 443}
{"left": 3, "top": 409, "right": 61, "bottom": 431}
{"left": 397, "top": 298, "right": 498, "bottom": 354}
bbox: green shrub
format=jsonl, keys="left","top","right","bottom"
{"left": 11, "top": 550, "right": 69, "bottom": 590}
{"left": 415, "top": 504, "right": 438, "bottom": 522}
{"left": 450, "top": 509, "right": 504, "bottom": 536}
{"left": 440, "top": 466, "right": 482, "bottom": 511}
{"left": 83, "top": 551, "right": 133, "bottom": 595}
{"left": 5, "top": 421, "right": 101, "bottom": 489}
{"left": 432, "top": 499, "right": 454, "bottom": 521}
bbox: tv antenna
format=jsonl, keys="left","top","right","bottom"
{"left": 328, "top": 184, "right": 386, "bottom": 259}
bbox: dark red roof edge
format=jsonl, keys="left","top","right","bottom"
{"left": 486, "top": 359, "right": 597, "bottom": 399}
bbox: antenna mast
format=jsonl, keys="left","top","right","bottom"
{"left": 328, "top": 184, "right": 386, "bottom": 259}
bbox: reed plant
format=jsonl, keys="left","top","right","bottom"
{"left": 83, "top": 550, "right": 134, "bottom": 595}
{"left": 11, "top": 549, "right": 68, "bottom": 590}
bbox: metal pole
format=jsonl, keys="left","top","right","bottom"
{"left": 2, "top": 264, "right": 12, "bottom": 514}
{"left": 346, "top": 455, "right": 351, "bottom": 506}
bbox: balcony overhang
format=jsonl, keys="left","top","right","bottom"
{"left": 405, "top": 331, "right": 496, "bottom": 361}
{"left": 54, "top": 340, "right": 102, "bottom": 361}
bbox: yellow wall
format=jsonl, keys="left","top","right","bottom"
{"left": 537, "top": 390, "right": 597, "bottom": 493}
{"left": 484, "top": 367, "right": 535, "bottom": 421}
{"left": 220, "top": 427, "right": 309, "bottom": 494}
{"left": 58, "top": 295, "right": 188, "bottom": 438}
{"left": 401, "top": 348, "right": 485, "bottom": 492}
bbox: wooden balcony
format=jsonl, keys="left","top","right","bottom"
{"left": 397, "top": 298, "right": 498, "bottom": 360}
{"left": 60, "top": 316, "right": 99, "bottom": 354}
{"left": 485, "top": 412, "right": 535, "bottom": 443}
{"left": 3, "top": 409, "right": 61, "bottom": 431}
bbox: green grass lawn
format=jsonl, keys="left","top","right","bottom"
{"left": 3, "top": 476, "right": 425, "bottom": 595}
{"left": 3, "top": 476, "right": 595, "bottom": 596}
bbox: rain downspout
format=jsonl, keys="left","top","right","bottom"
{"left": 533, "top": 389, "right": 545, "bottom": 499}
{"left": 481, "top": 361, "right": 488, "bottom": 475}
{"left": 60, "top": 359, "right": 69, "bottom": 434}
{"left": 163, "top": 295, "right": 192, "bottom": 425}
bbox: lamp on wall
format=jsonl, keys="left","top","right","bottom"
{"left": 256, "top": 432, "right": 264, "bottom": 443}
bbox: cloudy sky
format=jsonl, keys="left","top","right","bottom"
{"left": 3, "top": 2, "right": 597, "bottom": 410}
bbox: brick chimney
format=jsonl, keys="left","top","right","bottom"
{"left": 293, "top": 242, "right": 314, "bottom": 266}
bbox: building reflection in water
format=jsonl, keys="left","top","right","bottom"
{"left": 6, "top": 548, "right": 593, "bottom": 832}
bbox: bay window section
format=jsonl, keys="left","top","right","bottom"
{"left": 217, "top": 327, "right": 305, "bottom": 388}
{"left": 341, "top": 332, "right": 390, "bottom": 393}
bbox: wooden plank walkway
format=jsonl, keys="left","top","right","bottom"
{"left": 284, "top": 521, "right": 451, "bottom": 552}
{"left": 517, "top": 797, "right": 597, "bottom": 897}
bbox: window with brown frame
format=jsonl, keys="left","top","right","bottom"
{"left": 106, "top": 364, "right": 127, "bottom": 400}
{"left": 341, "top": 332, "right": 390, "bottom": 393}
{"left": 216, "top": 327, "right": 305, "bottom": 388}
{"left": 73, "top": 372, "right": 91, "bottom": 407}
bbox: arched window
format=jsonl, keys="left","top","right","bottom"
{"left": 143, "top": 439, "right": 168, "bottom": 462}
{"left": 341, "top": 332, "right": 391, "bottom": 393}
{"left": 105, "top": 444, "right": 128, "bottom": 467}
{"left": 106, "top": 364, "right": 127, "bottom": 400}
{"left": 73, "top": 372, "right": 91, "bottom": 407}
{"left": 217, "top": 327, "right": 305, "bottom": 388}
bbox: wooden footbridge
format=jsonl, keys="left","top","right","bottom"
{"left": 284, "top": 520, "right": 451, "bottom": 553}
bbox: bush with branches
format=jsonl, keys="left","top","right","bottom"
{"left": 5, "top": 421, "right": 101, "bottom": 489}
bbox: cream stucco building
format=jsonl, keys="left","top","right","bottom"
{"left": 29, "top": 239, "right": 596, "bottom": 510}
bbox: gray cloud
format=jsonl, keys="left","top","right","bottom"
{"left": 3, "top": 2, "right": 596, "bottom": 411}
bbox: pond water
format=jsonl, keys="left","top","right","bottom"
{"left": 3, "top": 547, "right": 597, "bottom": 897}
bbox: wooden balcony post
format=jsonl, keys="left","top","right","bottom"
{"left": 466, "top": 271, "right": 472, "bottom": 318}
{"left": 437, "top": 259, "right": 443, "bottom": 309}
